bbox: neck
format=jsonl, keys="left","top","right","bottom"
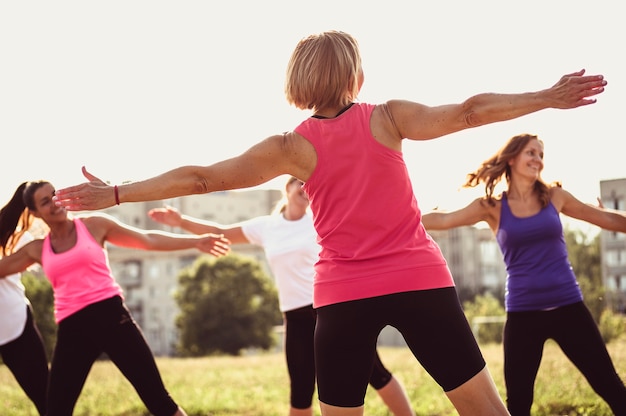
{"left": 507, "top": 180, "right": 536, "bottom": 201}
{"left": 283, "top": 205, "right": 306, "bottom": 221}
{"left": 313, "top": 102, "right": 353, "bottom": 119}
{"left": 48, "top": 218, "right": 75, "bottom": 238}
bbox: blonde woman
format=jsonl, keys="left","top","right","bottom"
{"left": 148, "top": 176, "right": 415, "bottom": 416}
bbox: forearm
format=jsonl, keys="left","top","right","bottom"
{"left": 178, "top": 216, "right": 224, "bottom": 236}
{"left": 462, "top": 91, "right": 549, "bottom": 127}
{"left": 600, "top": 211, "right": 626, "bottom": 234}
{"left": 464, "top": 70, "right": 605, "bottom": 128}
{"left": 118, "top": 166, "right": 210, "bottom": 204}
{"left": 134, "top": 232, "right": 204, "bottom": 251}
{"left": 178, "top": 218, "right": 248, "bottom": 244}
{"left": 420, "top": 212, "right": 447, "bottom": 230}
{"left": 0, "top": 254, "right": 35, "bottom": 278}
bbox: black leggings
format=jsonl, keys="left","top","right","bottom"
{"left": 47, "top": 296, "right": 179, "bottom": 416}
{"left": 284, "top": 304, "right": 392, "bottom": 409}
{"left": 504, "top": 302, "right": 626, "bottom": 416}
{"left": 315, "top": 288, "right": 485, "bottom": 407}
{"left": 0, "top": 306, "right": 49, "bottom": 416}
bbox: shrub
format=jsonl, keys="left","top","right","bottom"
{"left": 598, "top": 308, "right": 626, "bottom": 344}
{"left": 463, "top": 292, "right": 505, "bottom": 344}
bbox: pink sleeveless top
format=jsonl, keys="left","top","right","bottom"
{"left": 42, "top": 218, "right": 123, "bottom": 323}
{"left": 295, "top": 102, "right": 454, "bottom": 308}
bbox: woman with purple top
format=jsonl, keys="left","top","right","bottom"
{"left": 421, "top": 133, "right": 626, "bottom": 415}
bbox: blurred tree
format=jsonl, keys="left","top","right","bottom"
{"left": 22, "top": 270, "right": 57, "bottom": 359}
{"left": 175, "top": 253, "right": 281, "bottom": 356}
{"left": 463, "top": 292, "right": 505, "bottom": 344}
{"left": 564, "top": 227, "right": 605, "bottom": 322}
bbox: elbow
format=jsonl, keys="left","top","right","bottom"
{"left": 194, "top": 180, "right": 209, "bottom": 194}
{"left": 461, "top": 95, "right": 493, "bottom": 128}
{"left": 463, "top": 111, "right": 482, "bottom": 128}
{"left": 192, "top": 172, "right": 211, "bottom": 195}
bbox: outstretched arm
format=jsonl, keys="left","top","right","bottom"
{"left": 556, "top": 188, "right": 626, "bottom": 233}
{"left": 421, "top": 198, "right": 498, "bottom": 233}
{"left": 87, "top": 213, "right": 231, "bottom": 257}
{"left": 0, "top": 240, "right": 42, "bottom": 278}
{"left": 390, "top": 69, "right": 606, "bottom": 141}
{"left": 53, "top": 132, "right": 314, "bottom": 211}
{"left": 148, "top": 205, "right": 249, "bottom": 244}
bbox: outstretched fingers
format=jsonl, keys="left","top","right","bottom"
{"left": 53, "top": 166, "right": 117, "bottom": 211}
{"left": 81, "top": 165, "right": 106, "bottom": 184}
{"left": 199, "top": 234, "right": 231, "bottom": 257}
{"left": 551, "top": 69, "right": 607, "bottom": 108}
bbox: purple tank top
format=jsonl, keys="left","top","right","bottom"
{"left": 496, "top": 193, "right": 582, "bottom": 312}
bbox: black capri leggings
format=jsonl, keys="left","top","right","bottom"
{"left": 284, "top": 304, "right": 392, "bottom": 409}
{"left": 47, "top": 296, "right": 179, "bottom": 416}
{"left": 0, "top": 305, "right": 49, "bottom": 416}
{"left": 315, "top": 288, "right": 485, "bottom": 407}
{"left": 504, "top": 301, "right": 626, "bottom": 415}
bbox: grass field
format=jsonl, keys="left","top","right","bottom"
{"left": 2, "top": 338, "right": 625, "bottom": 415}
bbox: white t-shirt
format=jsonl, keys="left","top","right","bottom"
{"left": 242, "top": 211, "right": 319, "bottom": 312}
{"left": 0, "top": 233, "right": 34, "bottom": 345}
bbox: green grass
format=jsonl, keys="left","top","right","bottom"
{"left": 2, "top": 339, "right": 625, "bottom": 415}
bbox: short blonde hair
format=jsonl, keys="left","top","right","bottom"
{"left": 284, "top": 31, "right": 362, "bottom": 112}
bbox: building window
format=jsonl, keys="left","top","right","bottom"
{"left": 150, "top": 264, "right": 160, "bottom": 279}
{"left": 116, "top": 260, "right": 142, "bottom": 288}
{"left": 606, "top": 250, "right": 620, "bottom": 266}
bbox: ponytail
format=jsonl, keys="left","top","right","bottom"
{"left": 0, "top": 182, "right": 31, "bottom": 255}
{"left": 0, "top": 180, "right": 50, "bottom": 255}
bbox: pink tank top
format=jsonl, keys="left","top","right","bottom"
{"left": 42, "top": 218, "right": 123, "bottom": 323}
{"left": 295, "top": 102, "right": 454, "bottom": 308}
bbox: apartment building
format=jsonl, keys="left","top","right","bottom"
{"left": 599, "top": 178, "right": 626, "bottom": 312}
{"left": 427, "top": 226, "right": 507, "bottom": 297}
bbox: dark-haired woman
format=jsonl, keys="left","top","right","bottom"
{"left": 0, "top": 180, "right": 229, "bottom": 416}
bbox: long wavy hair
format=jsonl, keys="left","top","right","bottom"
{"left": 0, "top": 180, "right": 49, "bottom": 255}
{"left": 463, "top": 134, "right": 558, "bottom": 208}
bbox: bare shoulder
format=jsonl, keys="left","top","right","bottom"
{"left": 282, "top": 131, "right": 315, "bottom": 152}
{"left": 371, "top": 102, "right": 404, "bottom": 150}
{"left": 24, "top": 238, "right": 44, "bottom": 256}
{"left": 478, "top": 195, "right": 502, "bottom": 232}
{"left": 548, "top": 185, "right": 574, "bottom": 211}
{"left": 281, "top": 131, "right": 318, "bottom": 181}
{"left": 78, "top": 213, "right": 119, "bottom": 243}
{"left": 78, "top": 212, "right": 116, "bottom": 226}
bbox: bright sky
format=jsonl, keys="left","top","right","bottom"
{"left": 2, "top": 1, "right": 623, "bottom": 234}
